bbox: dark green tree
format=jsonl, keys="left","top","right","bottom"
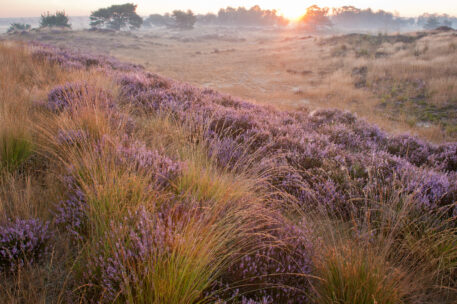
{"left": 40, "top": 11, "right": 71, "bottom": 28}
{"left": 172, "top": 10, "right": 197, "bottom": 29}
{"left": 90, "top": 3, "right": 143, "bottom": 30}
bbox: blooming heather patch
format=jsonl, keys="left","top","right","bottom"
{"left": 83, "top": 208, "right": 158, "bottom": 303}
{"left": 54, "top": 176, "right": 87, "bottom": 241}
{"left": 116, "top": 141, "right": 183, "bottom": 188}
{"left": 83, "top": 203, "right": 201, "bottom": 303}
{"left": 428, "top": 143, "right": 457, "bottom": 172}
{"left": 209, "top": 219, "right": 314, "bottom": 303}
{"left": 31, "top": 43, "right": 144, "bottom": 71}
{"left": 47, "top": 82, "right": 112, "bottom": 112}
{"left": 0, "top": 218, "right": 50, "bottom": 272}
{"left": 113, "top": 63, "right": 457, "bottom": 214}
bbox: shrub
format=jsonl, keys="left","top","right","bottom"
{"left": 40, "top": 10, "right": 71, "bottom": 28}
{"left": 0, "top": 218, "right": 50, "bottom": 272}
{"left": 7, "top": 23, "right": 31, "bottom": 33}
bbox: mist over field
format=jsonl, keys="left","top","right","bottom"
{"left": 1, "top": 2, "right": 457, "bottom": 304}
{"left": 1, "top": 7, "right": 456, "bottom": 34}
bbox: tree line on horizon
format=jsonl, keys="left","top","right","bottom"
{"left": 6, "top": 3, "right": 457, "bottom": 33}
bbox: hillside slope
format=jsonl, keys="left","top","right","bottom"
{"left": 9, "top": 28, "right": 457, "bottom": 142}
{"left": 1, "top": 41, "right": 456, "bottom": 303}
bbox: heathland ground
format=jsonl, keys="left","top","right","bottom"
{"left": 6, "top": 26, "right": 457, "bottom": 142}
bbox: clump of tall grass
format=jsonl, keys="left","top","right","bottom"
{"left": 310, "top": 184, "right": 457, "bottom": 304}
{"left": 316, "top": 244, "right": 405, "bottom": 304}
{"left": 0, "top": 116, "right": 34, "bottom": 173}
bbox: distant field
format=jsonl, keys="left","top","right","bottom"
{"left": 6, "top": 26, "right": 457, "bottom": 142}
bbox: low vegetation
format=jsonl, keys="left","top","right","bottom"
{"left": 7, "top": 23, "right": 31, "bottom": 33}
{"left": 40, "top": 10, "right": 71, "bottom": 28}
{"left": 0, "top": 39, "right": 456, "bottom": 303}
{"left": 8, "top": 23, "right": 457, "bottom": 142}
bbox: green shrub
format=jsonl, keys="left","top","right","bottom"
{"left": 7, "top": 23, "right": 31, "bottom": 33}
{"left": 40, "top": 11, "right": 71, "bottom": 28}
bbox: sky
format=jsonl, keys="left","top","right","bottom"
{"left": 0, "top": 0, "right": 456, "bottom": 19}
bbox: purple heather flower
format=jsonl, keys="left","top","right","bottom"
{"left": 0, "top": 218, "right": 50, "bottom": 272}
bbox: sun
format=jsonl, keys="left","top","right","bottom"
{"left": 278, "top": 6, "right": 305, "bottom": 21}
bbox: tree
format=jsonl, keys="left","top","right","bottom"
{"left": 90, "top": 3, "right": 143, "bottom": 30}
{"left": 7, "top": 23, "right": 31, "bottom": 33}
{"left": 144, "top": 13, "right": 173, "bottom": 27}
{"left": 423, "top": 16, "right": 440, "bottom": 30}
{"left": 331, "top": 6, "right": 409, "bottom": 31}
{"left": 40, "top": 11, "right": 71, "bottom": 28}
{"left": 299, "top": 5, "right": 332, "bottom": 32}
{"left": 214, "top": 5, "right": 288, "bottom": 26}
{"left": 172, "top": 10, "right": 197, "bottom": 29}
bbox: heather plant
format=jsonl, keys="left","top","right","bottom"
{"left": 0, "top": 218, "right": 50, "bottom": 272}
{"left": 47, "top": 82, "right": 112, "bottom": 112}
{"left": 31, "top": 43, "right": 143, "bottom": 71}
{"left": 429, "top": 143, "right": 457, "bottom": 172}
{"left": 387, "top": 134, "right": 431, "bottom": 167}
{"left": 83, "top": 207, "right": 158, "bottom": 302}
{"left": 54, "top": 175, "right": 87, "bottom": 241}
{"left": 210, "top": 218, "right": 315, "bottom": 303}
{"left": 115, "top": 140, "right": 183, "bottom": 188}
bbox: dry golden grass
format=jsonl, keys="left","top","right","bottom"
{"left": 1, "top": 35, "right": 456, "bottom": 303}
{"left": 7, "top": 27, "right": 456, "bottom": 142}
{"left": 0, "top": 41, "right": 278, "bottom": 303}
{"left": 0, "top": 41, "right": 91, "bottom": 303}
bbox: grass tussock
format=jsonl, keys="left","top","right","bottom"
{"left": 316, "top": 245, "right": 405, "bottom": 304}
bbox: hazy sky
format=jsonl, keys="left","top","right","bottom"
{"left": 1, "top": 0, "right": 456, "bottom": 19}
